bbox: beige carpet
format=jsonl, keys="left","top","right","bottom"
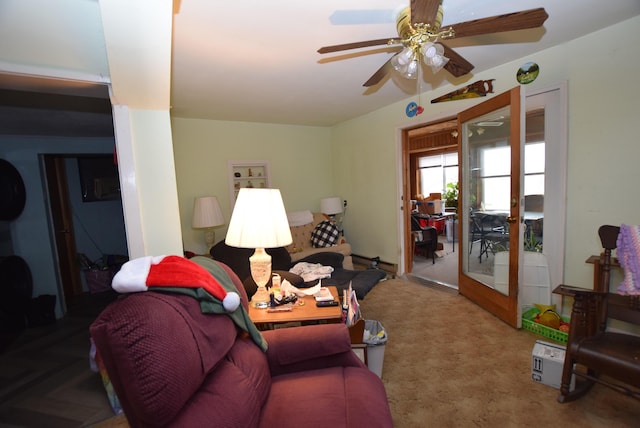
{"left": 359, "top": 277, "right": 640, "bottom": 428}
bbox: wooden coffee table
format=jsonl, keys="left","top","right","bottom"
{"left": 248, "top": 285, "right": 342, "bottom": 328}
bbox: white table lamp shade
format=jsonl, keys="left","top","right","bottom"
{"left": 320, "top": 197, "right": 343, "bottom": 216}
{"left": 226, "top": 188, "right": 292, "bottom": 249}
{"left": 192, "top": 196, "right": 224, "bottom": 229}
{"left": 226, "top": 188, "right": 292, "bottom": 308}
{"left": 192, "top": 196, "right": 224, "bottom": 251}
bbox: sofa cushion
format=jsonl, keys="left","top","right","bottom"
{"left": 158, "top": 334, "right": 272, "bottom": 428}
{"left": 311, "top": 221, "right": 340, "bottom": 248}
{"left": 261, "top": 366, "right": 393, "bottom": 428}
{"left": 286, "top": 221, "right": 316, "bottom": 253}
{"left": 321, "top": 268, "right": 387, "bottom": 300}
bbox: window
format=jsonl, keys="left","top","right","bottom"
{"left": 418, "top": 152, "right": 458, "bottom": 195}
{"left": 524, "top": 142, "right": 545, "bottom": 195}
{"left": 417, "top": 142, "right": 544, "bottom": 208}
{"left": 478, "top": 141, "right": 545, "bottom": 211}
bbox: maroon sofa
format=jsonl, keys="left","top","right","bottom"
{"left": 90, "top": 259, "right": 393, "bottom": 428}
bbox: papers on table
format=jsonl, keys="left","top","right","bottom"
{"left": 314, "top": 286, "right": 334, "bottom": 301}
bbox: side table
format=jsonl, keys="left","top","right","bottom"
{"left": 248, "top": 285, "right": 342, "bottom": 330}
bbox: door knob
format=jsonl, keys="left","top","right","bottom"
{"left": 506, "top": 216, "right": 518, "bottom": 224}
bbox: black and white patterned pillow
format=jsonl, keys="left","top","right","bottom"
{"left": 310, "top": 221, "right": 340, "bottom": 248}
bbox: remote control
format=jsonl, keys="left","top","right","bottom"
{"left": 316, "top": 300, "right": 339, "bottom": 307}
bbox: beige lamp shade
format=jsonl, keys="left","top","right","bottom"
{"left": 192, "top": 196, "right": 224, "bottom": 229}
{"left": 226, "top": 188, "right": 292, "bottom": 308}
{"left": 320, "top": 197, "right": 343, "bottom": 215}
{"left": 192, "top": 196, "right": 224, "bottom": 251}
{"left": 226, "top": 188, "right": 292, "bottom": 249}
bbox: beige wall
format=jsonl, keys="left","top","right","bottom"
{"left": 331, "top": 16, "right": 640, "bottom": 288}
{"left": 171, "top": 118, "right": 332, "bottom": 254}
{"left": 172, "top": 16, "right": 639, "bottom": 292}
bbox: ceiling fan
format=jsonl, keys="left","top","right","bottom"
{"left": 317, "top": 0, "right": 549, "bottom": 87}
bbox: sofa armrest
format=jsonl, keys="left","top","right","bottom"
{"left": 263, "top": 324, "right": 364, "bottom": 376}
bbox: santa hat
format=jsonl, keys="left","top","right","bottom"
{"left": 112, "top": 255, "right": 240, "bottom": 312}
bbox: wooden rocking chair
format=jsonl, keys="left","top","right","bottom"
{"left": 553, "top": 225, "right": 640, "bottom": 402}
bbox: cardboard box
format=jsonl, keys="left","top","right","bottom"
{"left": 531, "top": 340, "right": 574, "bottom": 389}
{"left": 417, "top": 199, "right": 445, "bottom": 215}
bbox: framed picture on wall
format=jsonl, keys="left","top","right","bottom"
{"left": 77, "top": 155, "right": 120, "bottom": 202}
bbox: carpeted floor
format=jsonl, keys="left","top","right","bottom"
{"left": 359, "top": 277, "right": 640, "bottom": 427}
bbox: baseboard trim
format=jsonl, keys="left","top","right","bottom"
{"left": 351, "top": 254, "right": 397, "bottom": 278}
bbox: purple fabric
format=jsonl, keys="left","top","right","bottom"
{"left": 91, "top": 260, "right": 393, "bottom": 428}
{"left": 90, "top": 292, "right": 238, "bottom": 426}
{"left": 261, "top": 366, "right": 392, "bottom": 428}
{"left": 263, "top": 324, "right": 364, "bottom": 376}
{"left": 616, "top": 224, "right": 640, "bottom": 295}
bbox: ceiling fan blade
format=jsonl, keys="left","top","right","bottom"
{"left": 318, "top": 38, "right": 398, "bottom": 54}
{"left": 363, "top": 58, "right": 395, "bottom": 87}
{"left": 440, "top": 43, "right": 474, "bottom": 78}
{"left": 410, "top": 0, "right": 442, "bottom": 26}
{"left": 449, "top": 8, "right": 549, "bottom": 39}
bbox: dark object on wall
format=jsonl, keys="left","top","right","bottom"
{"left": 27, "top": 295, "right": 57, "bottom": 327}
{"left": 0, "top": 159, "right": 27, "bottom": 221}
{"left": 0, "top": 256, "right": 33, "bottom": 345}
{"left": 78, "top": 155, "right": 120, "bottom": 202}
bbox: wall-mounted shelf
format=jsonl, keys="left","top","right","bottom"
{"left": 228, "top": 160, "right": 271, "bottom": 207}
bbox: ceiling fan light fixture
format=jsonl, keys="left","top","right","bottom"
{"left": 428, "top": 54, "right": 449, "bottom": 73}
{"left": 392, "top": 46, "right": 416, "bottom": 73}
{"left": 404, "top": 59, "right": 419, "bottom": 79}
{"left": 396, "top": 47, "right": 415, "bottom": 64}
{"left": 422, "top": 42, "right": 449, "bottom": 73}
{"left": 422, "top": 42, "right": 443, "bottom": 60}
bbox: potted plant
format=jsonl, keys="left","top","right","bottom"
{"left": 443, "top": 182, "right": 459, "bottom": 210}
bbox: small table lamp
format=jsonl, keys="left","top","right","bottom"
{"left": 321, "top": 196, "right": 345, "bottom": 232}
{"left": 192, "top": 196, "right": 225, "bottom": 252}
{"left": 225, "top": 188, "right": 292, "bottom": 308}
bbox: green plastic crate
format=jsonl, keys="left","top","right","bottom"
{"left": 521, "top": 307, "right": 569, "bottom": 344}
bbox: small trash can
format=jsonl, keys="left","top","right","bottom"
{"left": 363, "top": 320, "right": 387, "bottom": 377}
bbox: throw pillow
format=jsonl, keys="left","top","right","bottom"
{"left": 311, "top": 221, "right": 340, "bottom": 248}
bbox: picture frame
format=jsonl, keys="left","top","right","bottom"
{"left": 77, "top": 155, "right": 120, "bottom": 202}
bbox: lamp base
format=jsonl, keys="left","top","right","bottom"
{"left": 251, "top": 285, "right": 271, "bottom": 309}
{"left": 203, "top": 228, "right": 215, "bottom": 252}
{"left": 249, "top": 247, "right": 272, "bottom": 309}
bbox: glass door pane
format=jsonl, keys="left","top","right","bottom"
{"left": 458, "top": 87, "right": 522, "bottom": 328}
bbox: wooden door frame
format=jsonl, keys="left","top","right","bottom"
{"left": 43, "top": 155, "right": 83, "bottom": 313}
{"left": 401, "top": 118, "right": 458, "bottom": 274}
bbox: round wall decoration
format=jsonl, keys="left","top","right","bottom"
{"left": 0, "top": 159, "right": 27, "bottom": 221}
{"left": 516, "top": 62, "right": 539, "bottom": 85}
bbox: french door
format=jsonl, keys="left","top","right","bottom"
{"left": 458, "top": 87, "right": 524, "bottom": 327}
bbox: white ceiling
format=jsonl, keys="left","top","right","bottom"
{"left": 2, "top": 0, "right": 640, "bottom": 128}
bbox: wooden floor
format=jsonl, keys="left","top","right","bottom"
{"left": 0, "top": 291, "right": 120, "bottom": 427}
